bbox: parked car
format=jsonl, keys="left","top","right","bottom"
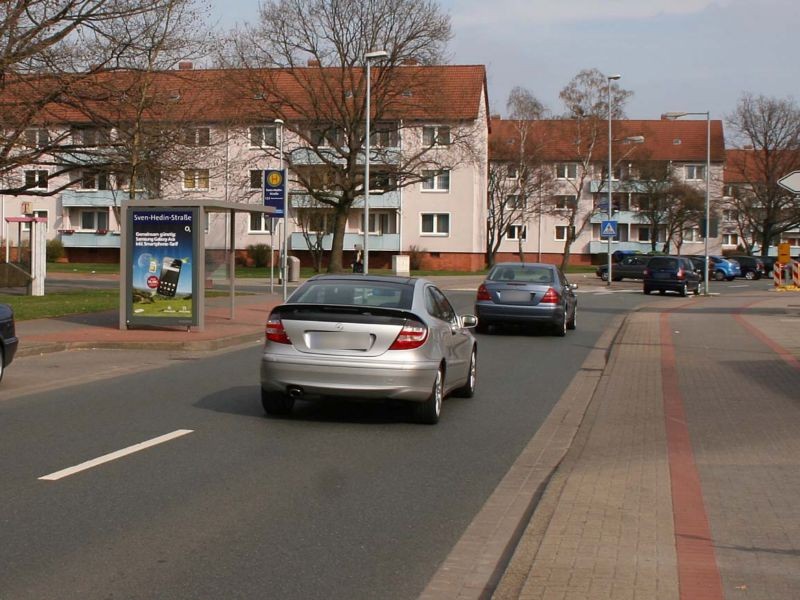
{"left": 260, "top": 275, "right": 478, "bottom": 424}
{"left": 0, "top": 303, "right": 19, "bottom": 383}
{"left": 474, "top": 262, "right": 577, "bottom": 336}
{"left": 690, "top": 255, "right": 741, "bottom": 281}
{"left": 596, "top": 254, "right": 650, "bottom": 281}
{"left": 643, "top": 256, "right": 702, "bottom": 296}
{"left": 728, "top": 255, "right": 765, "bottom": 280}
{"left": 761, "top": 256, "right": 778, "bottom": 277}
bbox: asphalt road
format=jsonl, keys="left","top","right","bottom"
{"left": 0, "top": 282, "right": 767, "bottom": 599}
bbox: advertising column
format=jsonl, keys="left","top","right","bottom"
{"left": 126, "top": 208, "right": 198, "bottom": 327}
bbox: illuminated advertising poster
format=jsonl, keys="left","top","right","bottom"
{"left": 127, "top": 208, "right": 198, "bottom": 327}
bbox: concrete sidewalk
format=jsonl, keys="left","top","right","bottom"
{"left": 490, "top": 290, "right": 800, "bottom": 599}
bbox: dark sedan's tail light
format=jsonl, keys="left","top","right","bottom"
{"left": 643, "top": 268, "right": 651, "bottom": 277}
{"left": 476, "top": 284, "right": 491, "bottom": 301}
{"left": 265, "top": 315, "right": 291, "bottom": 344}
{"left": 676, "top": 268, "right": 685, "bottom": 279}
{"left": 540, "top": 287, "right": 561, "bottom": 304}
{"left": 389, "top": 320, "right": 428, "bottom": 350}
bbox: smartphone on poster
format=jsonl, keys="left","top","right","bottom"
{"left": 157, "top": 257, "right": 182, "bottom": 297}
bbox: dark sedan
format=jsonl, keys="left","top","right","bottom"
{"left": 0, "top": 303, "right": 18, "bottom": 383}
{"left": 474, "top": 262, "right": 577, "bottom": 336}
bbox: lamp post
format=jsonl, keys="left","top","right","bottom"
{"left": 662, "top": 111, "right": 711, "bottom": 296}
{"left": 275, "top": 118, "right": 288, "bottom": 300}
{"left": 606, "top": 74, "right": 621, "bottom": 286}
{"left": 363, "top": 49, "right": 388, "bottom": 275}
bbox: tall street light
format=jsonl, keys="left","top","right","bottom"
{"left": 275, "top": 118, "right": 288, "bottom": 300}
{"left": 662, "top": 111, "right": 711, "bottom": 296}
{"left": 606, "top": 74, "right": 620, "bottom": 287}
{"left": 363, "top": 49, "right": 388, "bottom": 275}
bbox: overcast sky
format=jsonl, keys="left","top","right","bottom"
{"left": 208, "top": 0, "right": 797, "bottom": 125}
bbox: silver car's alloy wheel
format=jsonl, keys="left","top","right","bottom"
{"left": 415, "top": 367, "right": 443, "bottom": 424}
{"left": 553, "top": 308, "right": 567, "bottom": 337}
{"left": 454, "top": 349, "right": 477, "bottom": 398}
{"left": 567, "top": 305, "right": 577, "bottom": 330}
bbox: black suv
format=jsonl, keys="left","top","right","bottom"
{"left": 643, "top": 256, "right": 702, "bottom": 296}
{"left": 728, "top": 255, "right": 765, "bottom": 280}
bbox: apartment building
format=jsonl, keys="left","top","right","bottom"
{"left": 2, "top": 63, "right": 490, "bottom": 270}
{"left": 488, "top": 118, "right": 726, "bottom": 264}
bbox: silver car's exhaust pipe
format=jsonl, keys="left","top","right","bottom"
{"left": 287, "top": 386, "right": 304, "bottom": 399}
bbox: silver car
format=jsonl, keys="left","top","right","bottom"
{"left": 474, "top": 262, "right": 578, "bottom": 336}
{"left": 260, "top": 275, "right": 478, "bottom": 424}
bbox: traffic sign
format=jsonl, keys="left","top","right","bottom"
{"left": 778, "top": 242, "right": 791, "bottom": 264}
{"left": 778, "top": 171, "right": 800, "bottom": 194}
{"left": 263, "top": 169, "right": 285, "bottom": 217}
{"left": 600, "top": 220, "right": 618, "bottom": 238}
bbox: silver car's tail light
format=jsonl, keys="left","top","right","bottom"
{"left": 540, "top": 287, "right": 560, "bottom": 304}
{"left": 266, "top": 316, "right": 291, "bottom": 344}
{"left": 389, "top": 321, "right": 428, "bottom": 350}
{"left": 476, "top": 284, "right": 491, "bottom": 301}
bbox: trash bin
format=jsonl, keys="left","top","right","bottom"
{"left": 287, "top": 256, "right": 300, "bottom": 282}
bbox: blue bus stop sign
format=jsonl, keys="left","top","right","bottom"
{"left": 263, "top": 169, "right": 285, "bottom": 217}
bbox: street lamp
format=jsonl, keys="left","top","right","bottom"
{"left": 606, "top": 74, "right": 620, "bottom": 287}
{"left": 275, "top": 118, "right": 288, "bottom": 301}
{"left": 363, "top": 49, "right": 388, "bottom": 275}
{"left": 662, "top": 111, "right": 711, "bottom": 296}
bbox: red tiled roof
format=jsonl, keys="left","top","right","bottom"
{"left": 490, "top": 118, "right": 725, "bottom": 163}
{"left": 724, "top": 148, "right": 800, "bottom": 184}
{"left": 5, "top": 65, "right": 488, "bottom": 125}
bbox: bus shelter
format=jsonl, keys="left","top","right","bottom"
{"left": 119, "top": 199, "right": 276, "bottom": 331}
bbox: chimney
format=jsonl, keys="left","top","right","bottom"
{"left": 178, "top": 61, "right": 193, "bottom": 70}
{"left": 307, "top": 59, "right": 320, "bottom": 67}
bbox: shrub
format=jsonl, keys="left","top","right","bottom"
{"left": 407, "top": 245, "right": 426, "bottom": 271}
{"left": 247, "top": 243, "right": 272, "bottom": 268}
{"left": 46, "top": 238, "right": 65, "bottom": 262}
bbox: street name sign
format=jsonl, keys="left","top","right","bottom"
{"left": 778, "top": 171, "right": 800, "bottom": 194}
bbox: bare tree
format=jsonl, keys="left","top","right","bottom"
{"left": 221, "top": 0, "right": 484, "bottom": 272}
{"left": 0, "top": 0, "right": 173, "bottom": 197}
{"left": 549, "top": 68, "right": 634, "bottom": 270}
{"left": 725, "top": 93, "right": 800, "bottom": 256}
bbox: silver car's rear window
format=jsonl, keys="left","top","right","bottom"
{"left": 290, "top": 281, "right": 414, "bottom": 309}
{"left": 489, "top": 266, "right": 554, "bottom": 283}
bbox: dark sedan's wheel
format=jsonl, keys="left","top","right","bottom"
{"left": 659, "top": 290, "right": 666, "bottom": 295}
{"left": 453, "top": 349, "right": 477, "bottom": 398}
{"left": 567, "top": 304, "right": 577, "bottom": 330}
{"left": 261, "top": 389, "right": 294, "bottom": 416}
{"left": 714, "top": 270, "right": 725, "bottom": 281}
{"left": 680, "top": 282, "right": 688, "bottom": 297}
{"left": 745, "top": 270, "right": 756, "bottom": 280}
{"left": 415, "top": 367, "right": 443, "bottom": 424}
{"left": 600, "top": 271, "right": 608, "bottom": 282}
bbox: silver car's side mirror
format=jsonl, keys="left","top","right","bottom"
{"left": 570, "top": 283, "right": 579, "bottom": 290}
{"left": 460, "top": 315, "right": 478, "bottom": 329}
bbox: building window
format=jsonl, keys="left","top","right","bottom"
{"left": 24, "top": 170, "right": 48, "bottom": 190}
{"left": 250, "top": 170, "right": 263, "bottom": 189}
{"left": 506, "top": 194, "right": 526, "bottom": 209}
{"left": 722, "top": 209, "right": 738, "bottom": 221}
{"left": 73, "top": 127, "right": 111, "bottom": 147}
{"left": 638, "top": 227, "right": 652, "bottom": 242}
{"left": 554, "top": 194, "right": 577, "bottom": 210}
{"left": 781, "top": 236, "right": 800, "bottom": 246}
{"left": 371, "top": 171, "right": 397, "bottom": 191}
{"left": 371, "top": 122, "right": 399, "bottom": 147}
{"left": 683, "top": 228, "right": 700, "bottom": 242}
{"left": 555, "top": 163, "right": 578, "bottom": 180}
{"left": 80, "top": 209, "right": 108, "bottom": 231}
{"left": 308, "top": 126, "right": 344, "bottom": 147}
{"left": 506, "top": 165, "right": 518, "bottom": 179}
{"left": 555, "top": 225, "right": 573, "bottom": 241}
{"left": 421, "top": 169, "right": 450, "bottom": 192}
{"left": 184, "top": 127, "right": 210, "bottom": 146}
{"left": 79, "top": 170, "right": 110, "bottom": 190}
{"left": 722, "top": 233, "right": 739, "bottom": 246}
{"left": 183, "top": 169, "right": 209, "bottom": 190}
{"left": 507, "top": 224, "right": 527, "bottom": 241}
{"left": 115, "top": 172, "right": 148, "bottom": 192}
{"left": 421, "top": 213, "right": 450, "bottom": 236}
{"left": 422, "top": 125, "right": 451, "bottom": 147}
{"left": 25, "top": 129, "right": 50, "bottom": 148}
{"left": 361, "top": 211, "right": 397, "bottom": 235}
{"left": 249, "top": 125, "right": 278, "bottom": 148}
{"left": 249, "top": 212, "right": 273, "bottom": 233}
{"left": 685, "top": 164, "right": 706, "bottom": 180}
{"left": 22, "top": 210, "right": 48, "bottom": 232}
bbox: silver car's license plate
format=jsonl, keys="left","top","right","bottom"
{"left": 500, "top": 290, "right": 531, "bottom": 302}
{"left": 306, "top": 331, "right": 373, "bottom": 351}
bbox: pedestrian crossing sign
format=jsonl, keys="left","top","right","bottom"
{"left": 600, "top": 220, "right": 618, "bottom": 238}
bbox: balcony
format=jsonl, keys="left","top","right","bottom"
{"left": 289, "top": 190, "right": 401, "bottom": 210}
{"left": 589, "top": 180, "right": 664, "bottom": 194}
{"left": 60, "top": 230, "right": 121, "bottom": 248}
{"left": 289, "top": 146, "right": 401, "bottom": 166}
{"left": 61, "top": 189, "right": 119, "bottom": 207}
{"left": 589, "top": 210, "right": 643, "bottom": 225}
{"left": 291, "top": 232, "right": 400, "bottom": 252}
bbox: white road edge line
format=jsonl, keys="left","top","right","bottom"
{"left": 39, "top": 429, "right": 194, "bottom": 481}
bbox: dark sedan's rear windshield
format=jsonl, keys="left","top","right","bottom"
{"left": 290, "top": 281, "right": 414, "bottom": 309}
{"left": 488, "top": 266, "right": 554, "bottom": 283}
{"left": 648, "top": 257, "right": 679, "bottom": 269}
